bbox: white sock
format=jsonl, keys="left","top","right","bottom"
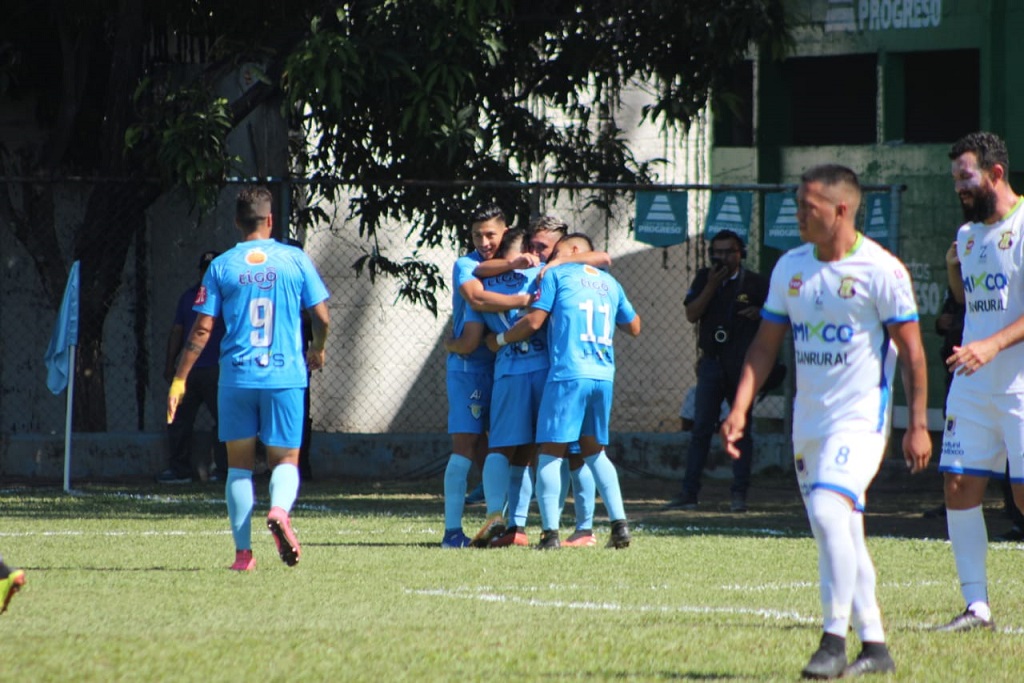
{"left": 807, "top": 489, "right": 857, "bottom": 637}
{"left": 946, "top": 506, "right": 989, "bottom": 610}
{"left": 849, "top": 510, "right": 885, "bottom": 643}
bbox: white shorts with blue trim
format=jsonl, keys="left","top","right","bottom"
{"left": 792, "top": 432, "right": 887, "bottom": 512}
{"left": 940, "top": 387, "right": 1024, "bottom": 483}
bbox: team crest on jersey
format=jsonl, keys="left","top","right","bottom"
{"left": 964, "top": 238, "right": 974, "bottom": 256}
{"left": 245, "top": 248, "right": 268, "bottom": 265}
{"left": 788, "top": 273, "right": 803, "bottom": 296}
{"left": 999, "top": 231, "right": 1014, "bottom": 249}
{"left": 837, "top": 276, "right": 857, "bottom": 299}
{"left": 794, "top": 452, "right": 805, "bottom": 474}
{"left": 194, "top": 285, "right": 207, "bottom": 305}
{"left": 945, "top": 415, "right": 956, "bottom": 434}
{"left": 469, "top": 403, "right": 483, "bottom": 420}
{"left": 583, "top": 265, "right": 600, "bottom": 276}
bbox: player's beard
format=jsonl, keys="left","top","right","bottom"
{"left": 960, "top": 185, "right": 998, "bottom": 223}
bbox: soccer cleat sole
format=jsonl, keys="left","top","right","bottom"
{"left": 267, "top": 508, "right": 301, "bottom": 567}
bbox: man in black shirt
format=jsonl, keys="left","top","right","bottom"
{"left": 666, "top": 230, "right": 769, "bottom": 512}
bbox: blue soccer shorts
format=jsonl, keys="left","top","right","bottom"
{"left": 219, "top": 386, "right": 305, "bottom": 449}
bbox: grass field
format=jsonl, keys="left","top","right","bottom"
{"left": 1, "top": 470, "right": 1022, "bottom": 682}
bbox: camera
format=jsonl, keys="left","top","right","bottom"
{"left": 713, "top": 326, "right": 729, "bottom": 344}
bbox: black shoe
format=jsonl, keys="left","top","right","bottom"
{"left": 801, "top": 635, "right": 846, "bottom": 680}
{"left": 662, "top": 494, "right": 698, "bottom": 511}
{"left": 536, "top": 530, "right": 560, "bottom": 550}
{"left": 730, "top": 494, "right": 748, "bottom": 513}
{"left": 922, "top": 504, "right": 947, "bottom": 519}
{"left": 155, "top": 469, "right": 192, "bottom": 484}
{"left": 842, "top": 646, "right": 895, "bottom": 677}
{"left": 933, "top": 609, "right": 995, "bottom": 632}
{"left": 994, "top": 526, "right": 1024, "bottom": 542}
{"left": 606, "top": 520, "right": 631, "bottom": 549}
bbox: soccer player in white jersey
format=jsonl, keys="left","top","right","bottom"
{"left": 720, "top": 165, "right": 930, "bottom": 679}
{"left": 168, "top": 186, "right": 330, "bottom": 571}
{"left": 937, "top": 131, "right": 1024, "bottom": 632}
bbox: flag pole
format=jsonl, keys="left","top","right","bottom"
{"left": 63, "top": 345, "right": 77, "bottom": 493}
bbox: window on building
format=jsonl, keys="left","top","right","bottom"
{"left": 785, "top": 55, "right": 877, "bottom": 145}
{"left": 903, "top": 50, "right": 979, "bottom": 143}
{"left": 712, "top": 61, "right": 754, "bottom": 147}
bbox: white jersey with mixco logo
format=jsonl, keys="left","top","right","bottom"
{"left": 955, "top": 198, "right": 1024, "bottom": 394}
{"left": 762, "top": 234, "right": 918, "bottom": 441}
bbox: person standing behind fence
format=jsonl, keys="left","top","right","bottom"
{"left": 168, "top": 186, "right": 330, "bottom": 571}
{"left": 487, "top": 233, "right": 641, "bottom": 549}
{"left": 936, "top": 131, "right": 1024, "bottom": 631}
{"left": 664, "top": 229, "right": 768, "bottom": 513}
{"left": 720, "top": 164, "right": 930, "bottom": 678}
{"left": 158, "top": 250, "right": 227, "bottom": 484}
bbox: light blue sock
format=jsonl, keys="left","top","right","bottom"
{"left": 583, "top": 450, "right": 626, "bottom": 522}
{"left": 482, "top": 452, "right": 509, "bottom": 516}
{"left": 226, "top": 468, "right": 254, "bottom": 551}
{"left": 558, "top": 458, "right": 571, "bottom": 512}
{"left": 536, "top": 455, "right": 563, "bottom": 532}
{"left": 570, "top": 464, "right": 595, "bottom": 531}
{"left": 443, "top": 454, "right": 472, "bottom": 531}
{"left": 508, "top": 465, "right": 533, "bottom": 527}
{"left": 269, "top": 463, "right": 300, "bottom": 512}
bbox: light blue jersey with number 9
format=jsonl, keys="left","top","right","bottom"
{"left": 195, "top": 238, "right": 329, "bottom": 388}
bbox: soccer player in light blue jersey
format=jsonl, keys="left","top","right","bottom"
{"left": 720, "top": 165, "right": 930, "bottom": 678}
{"left": 168, "top": 186, "right": 330, "bottom": 571}
{"left": 441, "top": 205, "right": 533, "bottom": 549}
{"left": 487, "top": 233, "right": 641, "bottom": 549}
{"left": 447, "top": 229, "right": 544, "bottom": 547}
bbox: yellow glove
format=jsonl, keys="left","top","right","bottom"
{"left": 167, "top": 377, "right": 186, "bottom": 424}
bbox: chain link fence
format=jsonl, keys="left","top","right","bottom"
{"left": 2, "top": 178, "right": 902, "bottom": 442}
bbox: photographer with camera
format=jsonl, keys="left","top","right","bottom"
{"left": 665, "top": 230, "right": 768, "bottom": 512}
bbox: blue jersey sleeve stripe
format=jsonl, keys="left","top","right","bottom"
{"left": 883, "top": 312, "right": 919, "bottom": 324}
{"left": 761, "top": 308, "right": 788, "bottom": 324}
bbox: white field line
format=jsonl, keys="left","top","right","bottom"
{"left": 407, "top": 586, "right": 1024, "bottom": 634}
{"left": 405, "top": 586, "right": 817, "bottom": 624}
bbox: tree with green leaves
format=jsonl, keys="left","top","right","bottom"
{"left": 0, "top": 0, "right": 787, "bottom": 430}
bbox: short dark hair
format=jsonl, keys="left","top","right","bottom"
{"left": 949, "top": 131, "right": 1010, "bottom": 173}
{"left": 528, "top": 215, "right": 569, "bottom": 236}
{"left": 557, "top": 232, "right": 594, "bottom": 252}
{"left": 709, "top": 229, "right": 744, "bottom": 252}
{"left": 236, "top": 186, "right": 273, "bottom": 225}
{"left": 497, "top": 228, "right": 527, "bottom": 259}
{"left": 800, "top": 164, "right": 861, "bottom": 194}
{"left": 469, "top": 203, "right": 506, "bottom": 226}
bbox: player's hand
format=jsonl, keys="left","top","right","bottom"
{"left": 511, "top": 253, "right": 540, "bottom": 270}
{"left": 946, "top": 339, "right": 999, "bottom": 376}
{"left": 167, "top": 377, "right": 186, "bottom": 424}
{"left": 903, "top": 425, "right": 932, "bottom": 474}
{"left": 306, "top": 347, "right": 325, "bottom": 372}
{"left": 719, "top": 410, "right": 747, "bottom": 460}
{"left": 945, "top": 240, "right": 960, "bottom": 268}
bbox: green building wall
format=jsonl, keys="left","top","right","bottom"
{"left": 711, "top": 0, "right": 1024, "bottom": 423}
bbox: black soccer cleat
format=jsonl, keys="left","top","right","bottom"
{"left": 536, "top": 529, "right": 560, "bottom": 550}
{"left": 842, "top": 647, "right": 895, "bottom": 677}
{"left": 606, "top": 520, "right": 632, "bottom": 549}
{"left": 800, "top": 634, "right": 846, "bottom": 680}
{"left": 933, "top": 609, "right": 996, "bottom": 633}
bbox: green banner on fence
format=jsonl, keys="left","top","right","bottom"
{"left": 764, "top": 192, "right": 801, "bottom": 251}
{"left": 703, "top": 191, "right": 752, "bottom": 242}
{"left": 635, "top": 191, "right": 688, "bottom": 247}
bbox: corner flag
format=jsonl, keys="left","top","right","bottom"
{"left": 44, "top": 260, "right": 80, "bottom": 395}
